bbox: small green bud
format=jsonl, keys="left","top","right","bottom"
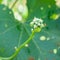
{"left": 34, "top": 27, "right": 41, "bottom": 32}
{"left": 50, "top": 13, "right": 59, "bottom": 20}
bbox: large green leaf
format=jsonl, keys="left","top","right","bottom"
{"left": 26, "top": 0, "right": 60, "bottom": 60}
{"left": 0, "top": 0, "right": 60, "bottom": 60}
{"left": 0, "top": 4, "right": 20, "bottom": 57}
{"left": 0, "top": 4, "right": 37, "bottom": 60}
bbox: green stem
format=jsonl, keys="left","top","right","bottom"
{"left": 9, "top": 31, "right": 35, "bottom": 59}
{"left": 0, "top": 31, "right": 35, "bottom": 60}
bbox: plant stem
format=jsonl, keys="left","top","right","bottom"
{"left": 0, "top": 31, "right": 35, "bottom": 60}
{"left": 9, "top": 31, "right": 35, "bottom": 59}
{"left": 11, "top": 0, "right": 18, "bottom": 9}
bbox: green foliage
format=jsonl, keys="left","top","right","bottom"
{"left": 0, "top": 0, "right": 2, "bottom": 3}
{"left": 0, "top": 0, "right": 60, "bottom": 60}
{"left": 0, "top": 4, "right": 20, "bottom": 57}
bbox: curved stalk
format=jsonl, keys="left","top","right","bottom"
{"left": 0, "top": 31, "right": 35, "bottom": 60}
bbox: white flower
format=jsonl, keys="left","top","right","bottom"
{"left": 34, "top": 24, "right": 37, "bottom": 28}
{"left": 30, "top": 17, "right": 44, "bottom": 28}
{"left": 30, "top": 17, "right": 44, "bottom": 32}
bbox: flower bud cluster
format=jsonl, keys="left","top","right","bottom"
{"left": 30, "top": 17, "right": 44, "bottom": 32}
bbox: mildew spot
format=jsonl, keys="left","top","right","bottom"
{"left": 53, "top": 49, "right": 57, "bottom": 54}
{"left": 40, "top": 36, "right": 46, "bottom": 41}
{"left": 25, "top": 44, "right": 29, "bottom": 47}
{"left": 14, "top": 46, "right": 18, "bottom": 51}
{"left": 47, "top": 37, "right": 50, "bottom": 40}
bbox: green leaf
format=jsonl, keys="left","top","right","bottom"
{"left": 0, "top": 4, "right": 36, "bottom": 60}
{"left": 26, "top": 0, "right": 60, "bottom": 60}
{"left": 0, "top": 4, "right": 20, "bottom": 57}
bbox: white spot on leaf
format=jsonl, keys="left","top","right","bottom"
{"left": 40, "top": 36, "right": 46, "bottom": 41}
{"left": 25, "top": 44, "right": 29, "bottom": 47}
{"left": 14, "top": 46, "right": 18, "bottom": 51}
{"left": 47, "top": 37, "right": 50, "bottom": 40}
{"left": 53, "top": 49, "right": 57, "bottom": 54}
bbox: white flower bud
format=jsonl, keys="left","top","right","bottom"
{"left": 30, "top": 17, "right": 44, "bottom": 32}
